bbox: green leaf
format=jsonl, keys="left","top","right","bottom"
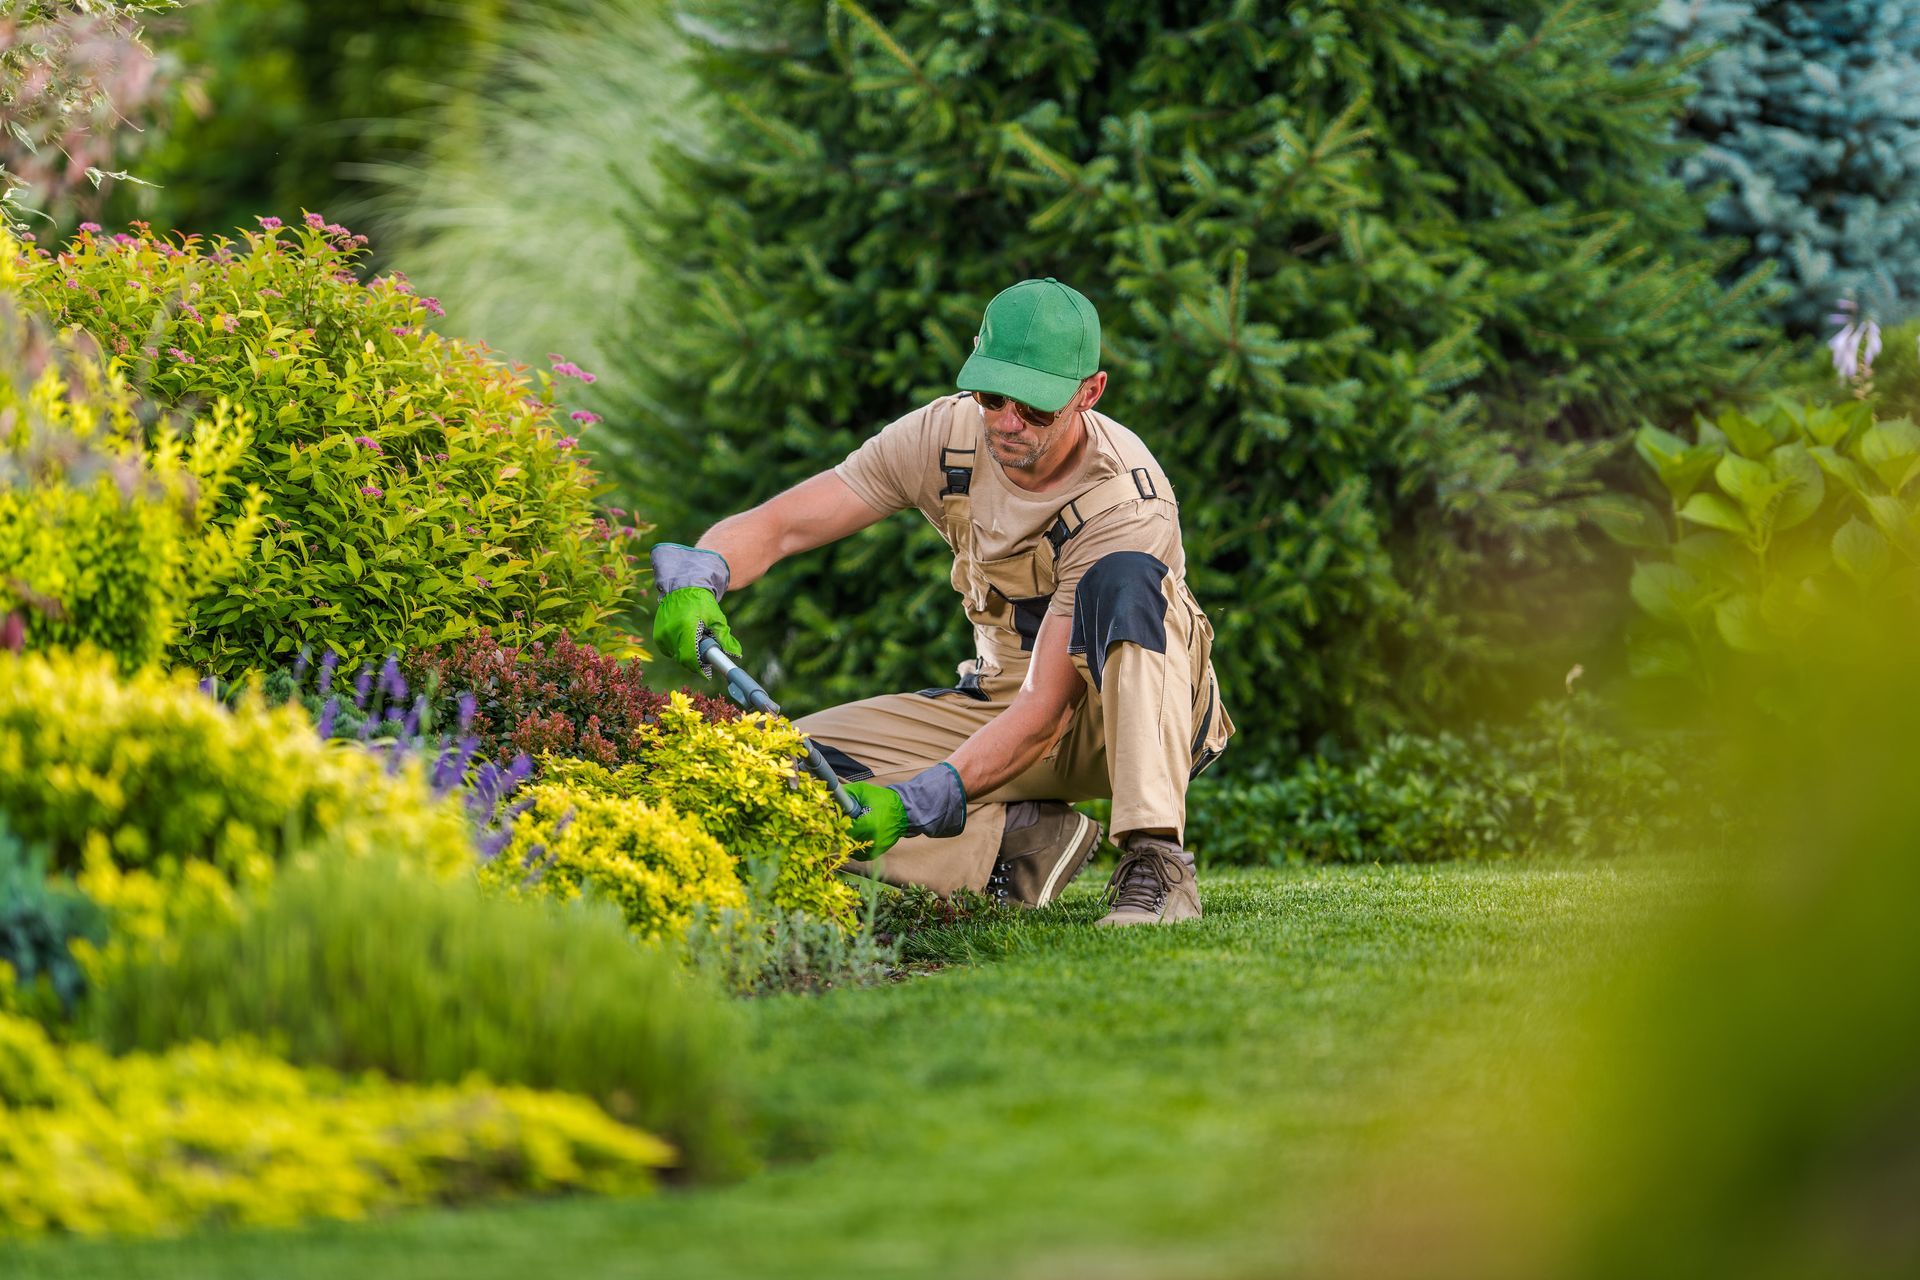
{"left": 1677, "top": 492, "right": 1750, "bottom": 537}
{"left": 1811, "top": 446, "right": 1876, "bottom": 500}
{"left": 1832, "top": 518, "right": 1892, "bottom": 587}
{"left": 1629, "top": 562, "right": 1706, "bottom": 623}
{"left": 1716, "top": 409, "right": 1777, "bottom": 460}
{"left": 1767, "top": 443, "right": 1825, "bottom": 533}
{"left": 1859, "top": 417, "right": 1920, "bottom": 490}
{"left": 1713, "top": 594, "right": 1772, "bottom": 654}
{"left": 342, "top": 544, "right": 364, "bottom": 580}
{"left": 1672, "top": 532, "right": 1755, "bottom": 591}
{"left": 1716, "top": 454, "right": 1785, "bottom": 523}
{"left": 1581, "top": 494, "right": 1669, "bottom": 551}
{"left": 1634, "top": 424, "right": 1719, "bottom": 505}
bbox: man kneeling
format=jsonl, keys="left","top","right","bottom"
{"left": 650, "top": 279, "right": 1232, "bottom": 925}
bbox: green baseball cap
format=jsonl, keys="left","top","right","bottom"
{"left": 956, "top": 277, "right": 1101, "bottom": 413}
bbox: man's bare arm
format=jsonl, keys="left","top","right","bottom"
{"left": 696, "top": 471, "right": 888, "bottom": 590}
{"left": 947, "top": 611, "right": 1087, "bottom": 800}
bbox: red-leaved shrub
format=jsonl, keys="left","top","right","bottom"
{"left": 404, "top": 630, "right": 735, "bottom": 770}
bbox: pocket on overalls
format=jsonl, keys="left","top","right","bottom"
{"left": 1179, "top": 587, "right": 1233, "bottom": 777}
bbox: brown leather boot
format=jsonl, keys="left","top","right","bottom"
{"left": 1095, "top": 834, "right": 1201, "bottom": 926}
{"left": 985, "top": 801, "right": 1102, "bottom": 908}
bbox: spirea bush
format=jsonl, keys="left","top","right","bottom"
{"left": 91, "top": 855, "right": 753, "bottom": 1180}
{"left": 9, "top": 218, "right": 643, "bottom": 678}
{"left": 0, "top": 292, "right": 261, "bottom": 670}
{"left": 482, "top": 782, "right": 750, "bottom": 943}
{"left": 402, "top": 628, "right": 736, "bottom": 772}
{"left": 0, "top": 648, "right": 473, "bottom": 936}
{"left": 545, "top": 695, "right": 862, "bottom": 929}
{"left": 0, "top": 1011, "right": 671, "bottom": 1239}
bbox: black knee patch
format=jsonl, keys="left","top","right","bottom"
{"left": 814, "top": 742, "right": 876, "bottom": 783}
{"left": 1068, "top": 552, "right": 1170, "bottom": 691}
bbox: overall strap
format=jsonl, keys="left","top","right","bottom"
{"left": 937, "top": 404, "right": 978, "bottom": 542}
{"left": 1045, "top": 467, "right": 1167, "bottom": 554}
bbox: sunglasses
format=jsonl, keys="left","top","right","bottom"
{"left": 973, "top": 390, "right": 1071, "bottom": 429}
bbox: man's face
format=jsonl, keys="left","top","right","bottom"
{"left": 979, "top": 388, "right": 1081, "bottom": 471}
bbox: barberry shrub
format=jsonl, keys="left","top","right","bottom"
{"left": 482, "top": 782, "right": 750, "bottom": 942}
{"left": 9, "top": 218, "right": 642, "bottom": 679}
{"left": 402, "top": 629, "right": 736, "bottom": 772}
{"left": 545, "top": 695, "right": 862, "bottom": 930}
{"left": 0, "top": 648, "right": 473, "bottom": 939}
{"left": 0, "top": 290, "right": 261, "bottom": 671}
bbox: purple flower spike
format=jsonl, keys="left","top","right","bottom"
{"left": 457, "top": 691, "right": 477, "bottom": 731}
{"left": 380, "top": 654, "right": 406, "bottom": 700}
{"left": 293, "top": 646, "right": 310, "bottom": 682}
{"left": 318, "top": 650, "right": 338, "bottom": 694}
{"left": 316, "top": 696, "right": 339, "bottom": 739}
{"left": 477, "top": 826, "right": 512, "bottom": 863}
{"left": 353, "top": 669, "right": 374, "bottom": 710}
{"left": 402, "top": 694, "right": 425, "bottom": 739}
{"left": 199, "top": 675, "right": 217, "bottom": 697}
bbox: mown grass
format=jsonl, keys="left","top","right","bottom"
{"left": 5, "top": 862, "right": 1678, "bottom": 1279}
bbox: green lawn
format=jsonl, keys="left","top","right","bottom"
{"left": 5, "top": 862, "right": 1674, "bottom": 1279}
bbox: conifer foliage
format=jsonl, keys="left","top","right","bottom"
{"left": 621, "top": 0, "right": 1775, "bottom": 748}
{"left": 1625, "top": 1, "right": 1920, "bottom": 334}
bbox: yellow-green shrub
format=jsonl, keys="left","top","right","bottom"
{"left": 0, "top": 648, "right": 472, "bottom": 937}
{"left": 10, "top": 221, "right": 643, "bottom": 678}
{"left": 0, "top": 1012, "right": 670, "bottom": 1238}
{"left": 484, "top": 781, "right": 748, "bottom": 941}
{"left": 544, "top": 694, "right": 861, "bottom": 929}
{"left": 0, "top": 298, "right": 262, "bottom": 671}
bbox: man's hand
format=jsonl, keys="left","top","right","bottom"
{"left": 845, "top": 782, "right": 909, "bottom": 857}
{"left": 650, "top": 543, "right": 740, "bottom": 672}
{"left": 845, "top": 764, "right": 969, "bottom": 858}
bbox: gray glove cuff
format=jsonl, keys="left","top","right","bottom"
{"left": 650, "top": 542, "right": 730, "bottom": 600}
{"left": 894, "top": 762, "right": 968, "bottom": 839}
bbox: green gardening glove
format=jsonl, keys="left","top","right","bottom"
{"left": 845, "top": 766, "right": 966, "bottom": 859}
{"left": 650, "top": 543, "right": 742, "bottom": 672}
{"left": 845, "top": 782, "right": 910, "bottom": 858}
{"left": 655, "top": 587, "right": 741, "bottom": 672}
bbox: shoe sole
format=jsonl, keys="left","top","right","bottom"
{"left": 1034, "top": 812, "right": 1102, "bottom": 908}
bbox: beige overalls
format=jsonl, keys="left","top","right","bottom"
{"left": 799, "top": 398, "right": 1234, "bottom": 893}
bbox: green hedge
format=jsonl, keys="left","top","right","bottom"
{"left": 1180, "top": 695, "right": 1709, "bottom": 864}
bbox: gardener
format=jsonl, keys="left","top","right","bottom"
{"left": 651, "top": 278, "right": 1232, "bottom": 925}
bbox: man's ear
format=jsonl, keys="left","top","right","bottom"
{"left": 1080, "top": 371, "right": 1108, "bottom": 411}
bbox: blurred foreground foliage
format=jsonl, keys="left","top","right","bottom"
{"left": 1315, "top": 596, "right": 1920, "bottom": 1279}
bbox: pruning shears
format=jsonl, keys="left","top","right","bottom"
{"left": 696, "top": 626, "right": 867, "bottom": 820}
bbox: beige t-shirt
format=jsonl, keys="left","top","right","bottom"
{"left": 836, "top": 394, "right": 1188, "bottom": 658}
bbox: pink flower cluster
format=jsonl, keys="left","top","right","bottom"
{"left": 353, "top": 435, "right": 382, "bottom": 453}
{"left": 548, "top": 354, "right": 597, "bottom": 384}
{"left": 360, "top": 485, "right": 384, "bottom": 499}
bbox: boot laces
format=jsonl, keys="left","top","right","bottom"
{"left": 1106, "top": 843, "right": 1187, "bottom": 914}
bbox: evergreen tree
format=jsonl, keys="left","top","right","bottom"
{"left": 615, "top": 0, "right": 1778, "bottom": 750}
{"left": 1625, "top": 0, "right": 1920, "bottom": 333}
